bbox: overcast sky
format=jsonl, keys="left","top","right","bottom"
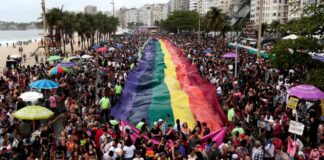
{"left": 0, "top": 0, "right": 169, "bottom": 22}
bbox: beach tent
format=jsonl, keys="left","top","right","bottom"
{"left": 282, "top": 34, "right": 298, "bottom": 40}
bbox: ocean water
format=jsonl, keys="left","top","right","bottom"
{"left": 0, "top": 30, "right": 43, "bottom": 46}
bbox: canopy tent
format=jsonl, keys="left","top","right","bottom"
{"left": 228, "top": 43, "right": 269, "bottom": 59}
{"left": 282, "top": 34, "right": 298, "bottom": 40}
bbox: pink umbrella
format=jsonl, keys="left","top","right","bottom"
{"left": 222, "top": 52, "right": 238, "bottom": 58}
{"left": 287, "top": 84, "right": 324, "bottom": 101}
{"left": 96, "top": 47, "right": 108, "bottom": 53}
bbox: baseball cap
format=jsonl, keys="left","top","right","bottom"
{"left": 158, "top": 119, "right": 163, "bottom": 122}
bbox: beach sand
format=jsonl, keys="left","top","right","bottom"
{"left": 0, "top": 39, "right": 81, "bottom": 75}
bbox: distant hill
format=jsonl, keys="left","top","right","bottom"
{"left": 0, "top": 21, "right": 43, "bottom": 30}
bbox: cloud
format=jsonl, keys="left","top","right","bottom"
{"left": 0, "top": 0, "right": 169, "bottom": 22}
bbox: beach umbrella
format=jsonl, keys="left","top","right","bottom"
{"left": 57, "top": 61, "right": 76, "bottom": 67}
{"left": 287, "top": 84, "right": 324, "bottom": 101}
{"left": 116, "top": 43, "right": 123, "bottom": 49}
{"left": 222, "top": 52, "right": 238, "bottom": 58}
{"left": 81, "top": 55, "right": 93, "bottom": 59}
{"left": 47, "top": 55, "right": 62, "bottom": 62}
{"left": 13, "top": 105, "right": 54, "bottom": 120}
{"left": 48, "top": 66, "right": 70, "bottom": 75}
{"left": 109, "top": 47, "right": 116, "bottom": 51}
{"left": 19, "top": 92, "right": 43, "bottom": 102}
{"left": 96, "top": 47, "right": 108, "bottom": 53}
{"left": 29, "top": 79, "right": 59, "bottom": 89}
{"left": 92, "top": 44, "right": 101, "bottom": 49}
{"left": 13, "top": 105, "right": 54, "bottom": 130}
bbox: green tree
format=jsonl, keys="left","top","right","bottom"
{"left": 269, "top": 37, "right": 323, "bottom": 69}
{"left": 45, "top": 9, "right": 119, "bottom": 51}
{"left": 303, "top": 68, "right": 324, "bottom": 90}
{"left": 203, "top": 7, "right": 229, "bottom": 35}
{"left": 161, "top": 11, "right": 199, "bottom": 33}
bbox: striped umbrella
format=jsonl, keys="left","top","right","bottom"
{"left": 48, "top": 66, "right": 70, "bottom": 75}
{"left": 57, "top": 61, "right": 76, "bottom": 67}
{"left": 287, "top": 84, "right": 324, "bottom": 101}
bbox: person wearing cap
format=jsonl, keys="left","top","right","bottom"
{"left": 159, "top": 114, "right": 170, "bottom": 135}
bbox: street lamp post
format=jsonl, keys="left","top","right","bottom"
{"left": 234, "top": 40, "right": 238, "bottom": 78}
{"left": 257, "top": 0, "right": 264, "bottom": 63}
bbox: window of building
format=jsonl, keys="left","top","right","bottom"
{"left": 279, "top": 0, "right": 281, "bottom": 3}
{"left": 273, "top": 13, "right": 276, "bottom": 16}
{"left": 278, "top": 13, "right": 281, "bottom": 16}
{"left": 273, "top": 0, "right": 277, "bottom": 3}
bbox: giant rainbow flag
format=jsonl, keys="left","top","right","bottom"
{"left": 112, "top": 39, "right": 227, "bottom": 131}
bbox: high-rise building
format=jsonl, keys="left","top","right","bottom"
{"left": 84, "top": 5, "right": 97, "bottom": 14}
{"left": 125, "top": 8, "right": 139, "bottom": 29}
{"left": 170, "top": 0, "right": 190, "bottom": 12}
{"left": 215, "top": 0, "right": 231, "bottom": 13}
{"left": 189, "top": 0, "right": 217, "bottom": 14}
{"left": 250, "top": 0, "right": 289, "bottom": 25}
{"left": 138, "top": 4, "right": 153, "bottom": 26}
{"left": 152, "top": 4, "right": 169, "bottom": 24}
{"left": 288, "top": 0, "right": 320, "bottom": 20}
{"left": 116, "top": 7, "right": 128, "bottom": 28}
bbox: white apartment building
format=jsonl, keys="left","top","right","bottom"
{"left": 125, "top": 8, "right": 139, "bottom": 28}
{"left": 152, "top": 4, "right": 169, "bottom": 23}
{"left": 288, "top": 0, "right": 320, "bottom": 20}
{"left": 138, "top": 4, "right": 154, "bottom": 26}
{"left": 189, "top": 0, "right": 217, "bottom": 15}
{"left": 170, "top": 0, "right": 190, "bottom": 12}
{"left": 216, "top": 0, "right": 231, "bottom": 13}
{"left": 84, "top": 5, "right": 97, "bottom": 14}
{"left": 250, "top": 0, "right": 289, "bottom": 25}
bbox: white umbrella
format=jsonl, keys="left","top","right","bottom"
{"left": 109, "top": 47, "right": 115, "bottom": 51}
{"left": 19, "top": 92, "right": 43, "bottom": 102}
{"left": 81, "top": 55, "right": 93, "bottom": 59}
{"left": 282, "top": 34, "right": 298, "bottom": 40}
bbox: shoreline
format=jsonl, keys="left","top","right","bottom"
{"left": 0, "top": 36, "right": 81, "bottom": 74}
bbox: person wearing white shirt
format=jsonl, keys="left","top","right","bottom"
{"left": 122, "top": 140, "right": 136, "bottom": 160}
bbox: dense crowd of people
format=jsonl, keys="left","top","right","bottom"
{"left": 0, "top": 33, "right": 323, "bottom": 160}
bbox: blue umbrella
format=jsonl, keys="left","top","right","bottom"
{"left": 116, "top": 43, "right": 124, "bottom": 49}
{"left": 57, "top": 61, "right": 76, "bottom": 67}
{"left": 29, "top": 79, "right": 59, "bottom": 89}
{"left": 91, "top": 44, "right": 101, "bottom": 50}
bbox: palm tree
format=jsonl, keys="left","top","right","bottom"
{"left": 204, "top": 7, "right": 229, "bottom": 37}
{"left": 45, "top": 8, "right": 119, "bottom": 51}
{"left": 46, "top": 7, "right": 64, "bottom": 43}
{"left": 62, "top": 11, "right": 76, "bottom": 54}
